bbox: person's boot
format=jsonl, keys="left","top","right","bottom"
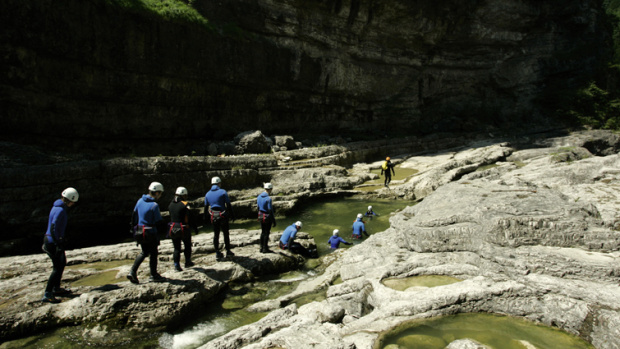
{"left": 184, "top": 260, "right": 195, "bottom": 268}
{"left": 215, "top": 251, "right": 224, "bottom": 261}
{"left": 126, "top": 270, "right": 139, "bottom": 284}
{"left": 174, "top": 263, "right": 183, "bottom": 272}
{"left": 41, "top": 292, "right": 60, "bottom": 303}
{"left": 52, "top": 287, "right": 71, "bottom": 296}
{"left": 149, "top": 273, "right": 165, "bottom": 282}
{"left": 226, "top": 250, "right": 235, "bottom": 258}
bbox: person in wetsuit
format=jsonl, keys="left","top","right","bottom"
{"left": 257, "top": 183, "right": 276, "bottom": 253}
{"left": 127, "top": 182, "right": 165, "bottom": 284}
{"left": 168, "top": 186, "right": 198, "bottom": 271}
{"left": 41, "top": 187, "right": 79, "bottom": 303}
{"left": 352, "top": 213, "right": 369, "bottom": 240}
{"left": 204, "top": 176, "right": 235, "bottom": 260}
{"left": 381, "top": 157, "right": 396, "bottom": 187}
{"left": 328, "top": 229, "right": 352, "bottom": 249}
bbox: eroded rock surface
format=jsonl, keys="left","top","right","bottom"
{"left": 0, "top": 230, "right": 316, "bottom": 341}
{"left": 196, "top": 131, "right": 620, "bottom": 349}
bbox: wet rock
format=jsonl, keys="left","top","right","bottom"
{"left": 198, "top": 131, "right": 620, "bottom": 349}
{"left": 446, "top": 339, "right": 491, "bottom": 349}
{"left": 0, "top": 229, "right": 315, "bottom": 341}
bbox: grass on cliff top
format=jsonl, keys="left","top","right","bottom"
{"left": 105, "top": 0, "right": 210, "bottom": 28}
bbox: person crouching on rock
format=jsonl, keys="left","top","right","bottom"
{"left": 168, "top": 186, "right": 198, "bottom": 271}
{"left": 204, "top": 176, "right": 236, "bottom": 261}
{"left": 257, "top": 182, "right": 276, "bottom": 253}
{"left": 127, "top": 182, "right": 165, "bottom": 284}
{"left": 41, "top": 187, "right": 79, "bottom": 303}
{"left": 328, "top": 229, "right": 352, "bottom": 249}
{"left": 279, "top": 221, "right": 304, "bottom": 253}
{"left": 352, "top": 213, "right": 369, "bottom": 240}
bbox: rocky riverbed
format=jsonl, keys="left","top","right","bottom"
{"left": 1, "top": 130, "right": 619, "bottom": 348}
{"left": 200, "top": 131, "right": 620, "bottom": 349}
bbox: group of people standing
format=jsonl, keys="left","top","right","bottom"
{"left": 40, "top": 155, "right": 393, "bottom": 303}
{"left": 39, "top": 177, "right": 293, "bottom": 302}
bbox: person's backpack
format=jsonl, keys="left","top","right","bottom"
{"left": 381, "top": 161, "right": 389, "bottom": 170}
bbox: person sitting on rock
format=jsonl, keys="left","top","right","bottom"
{"left": 127, "top": 182, "right": 165, "bottom": 284}
{"left": 352, "top": 213, "right": 369, "bottom": 240}
{"left": 41, "top": 187, "right": 79, "bottom": 303}
{"left": 257, "top": 182, "right": 276, "bottom": 253}
{"left": 168, "top": 186, "right": 198, "bottom": 271}
{"left": 328, "top": 229, "right": 352, "bottom": 249}
{"left": 364, "top": 205, "right": 379, "bottom": 219}
{"left": 204, "top": 176, "right": 236, "bottom": 260}
{"left": 279, "top": 221, "right": 312, "bottom": 256}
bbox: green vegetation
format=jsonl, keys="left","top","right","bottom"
{"left": 104, "top": 0, "right": 210, "bottom": 28}
{"left": 549, "top": 1, "right": 620, "bottom": 131}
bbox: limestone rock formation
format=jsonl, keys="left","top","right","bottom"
{"left": 192, "top": 131, "right": 620, "bottom": 349}
{"left": 0, "top": 229, "right": 316, "bottom": 341}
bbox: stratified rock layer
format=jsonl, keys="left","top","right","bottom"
{"left": 0, "top": 0, "right": 608, "bottom": 154}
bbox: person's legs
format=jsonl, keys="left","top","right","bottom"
{"left": 43, "top": 242, "right": 66, "bottom": 295}
{"left": 147, "top": 241, "right": 159, "bottom": 277}
{"left": 260, "top": 222, "right": 271, "bottom": 252}
{"left": 127, "top": 242, "right": 149, "bottom": 283}
{"left": 172, "top": 237, "right": 182, "bottom": 265}
{"left": 182, "top": 233, "right": 193, "bottom": 266}
{"left": 213, "top": 220, "right": 223, "bottom": 258}
{"left": 213, "top": 223, "right": 221, "bottom": 250}
{"left": 222, "top": 219, "right": 234, "bottom": 257}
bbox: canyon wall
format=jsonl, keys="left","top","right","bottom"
{"left": 0, "top": 0, "right": 609, "bottom": 155}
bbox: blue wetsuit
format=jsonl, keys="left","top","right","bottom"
{"left": 257, "top": 191, "right": 275, "bottom": 252}
{"left": 279, "top": 223, "right": 298, "bottom": 248}
{"left": 130, "top": 194, "right": 163, "bottom": 278}
{"left": 328, "top": 235, "right": 351, "bottom": 249}
{"left": 352, "top": 218, "right": 367, "bottom": 239}
{"left": 205, "top": 184, "right": 234, "bottom": 254}
{"left": 43, "top": 199, "right": 70, "bottom": 295}
{"left": 205, "top": 184, "right": 231, "bottom": 210}
{"left": 45, "top": 199, "right": 68, "bottom": 244}
{"left": 133, "top": 194, "right": 163, "bottom": 232}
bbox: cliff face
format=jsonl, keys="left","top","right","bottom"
{"left": 0, "top": 0, "right": 609, "bottom": 155}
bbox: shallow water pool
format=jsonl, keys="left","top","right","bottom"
{"left": 376, "top": 313, "right": 594, "bottom": 349}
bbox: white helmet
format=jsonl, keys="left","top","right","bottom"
{"left": 357, "top": 213, "right": 363, "bottom": 219}
{"left": 295, "top": 221, "right": 303, "bottom": 228}
{"left": 149, "top": 182, "right": 164, "bottom": 192}
{"left": 61, "top": 187, "right": 79, "bottom": 202}
{"left": 211, "top": 176, "right": 222, "bottom": 184}
{"left": 264, "top": 183, "right": 273, "bottom": 190}
{"left": 368, "top": 206, "right": 372, "bottom": 211}
{"left": 175, "top": 187, "right": 188, "bottom": 196}
{"left": 333, "top": 229, "right": 339, "bottom": 236}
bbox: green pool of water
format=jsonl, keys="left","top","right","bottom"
{"left": 71, "top": 270, "right": 122, "bottom": 287}
{"left": 229, "top": 196, "right": 415, "bottom": 256}
{"left": 376, "top": 313, "right": 594, "bottom": 349}
{"left": 366, "top": 165, "right": 419, "bottom": 185}
{"left": 66, "top": 260, "right": 132, "bottom": 271}
{"left": 382, "top": 275, "right": 462, "bottom": 291}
